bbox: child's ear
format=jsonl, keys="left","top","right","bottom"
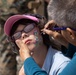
{"left": 66, "top": 28, "right": 75, "bottom": 40}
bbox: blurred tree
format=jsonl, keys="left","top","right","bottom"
{"left": 0, "top": 0, "right": 17, "bottom": 75}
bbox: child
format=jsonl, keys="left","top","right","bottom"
{"left": 4, "top": 14, "right": 70, "bottom": 75}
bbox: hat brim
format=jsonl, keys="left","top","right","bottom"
{"left": 4, "top": 14, "right": 39, "bottom": 36}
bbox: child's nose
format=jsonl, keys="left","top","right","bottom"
{"left": 21, "top": 32, "right": 28, "bottom": 39}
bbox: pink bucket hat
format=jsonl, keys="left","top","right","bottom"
{"left": 4, "top": 14, "right": 39, "bottom": 36}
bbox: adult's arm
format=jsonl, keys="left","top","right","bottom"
{"left": 24, "top": 57, "right": 47, "bottom": 75}
{"left": 23, "top": 54, "right": 76, "bottom": 75}
{"left": 59, "top": 53, "right": 76, "bottom": 75}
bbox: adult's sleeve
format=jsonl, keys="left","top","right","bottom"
{"left": 59, "top": 53, "right": 76, "bottom": 75}
{"left": 24, "top": 57, "right": 48, "bottom": 75}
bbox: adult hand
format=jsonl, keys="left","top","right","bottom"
{"left": 19, "top": 65, "right": 25, "bottom": 75}
{"left": 42, "top": 20, "right": 68, "bottom": 48}
{"left": 15, "top": 39, "right": 31, "bottom": 61}
{"left": 42, "top": 20, "right": 61, "bottom": 39}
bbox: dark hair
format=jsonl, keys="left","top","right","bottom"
{"left": 9, "top": 14, "right": 57, "bottom": 54}
{"left": 48, "top": 0, "right": 76, "bottom": 28}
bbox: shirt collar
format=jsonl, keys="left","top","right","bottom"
{"left": 42, "top": 46, "right": 55, "bottom": 73}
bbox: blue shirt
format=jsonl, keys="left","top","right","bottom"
{"left": 42, "top": 46, "right": 70, "bottom": 75}
{"left": 24, "top": 46, "right": 70, "bottom": 75}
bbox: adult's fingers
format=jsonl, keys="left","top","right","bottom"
{"left": 15, "top": 39, "right": 27, "bottom": 49}
{"left": 44, "top": 20, "right": 55, "bottom": 29}
{"left": 42, "top": 28, "right": 54, "bottom": 36}
{"left": 15, "top": 40, "right": 22, "bottom": 49}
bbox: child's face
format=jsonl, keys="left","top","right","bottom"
{"left": 13, "top": 23, "right": 43, "bottom": 51}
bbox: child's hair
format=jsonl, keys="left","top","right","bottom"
{"left": 48, "top": 0, "right": 76, "bottom": 29}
